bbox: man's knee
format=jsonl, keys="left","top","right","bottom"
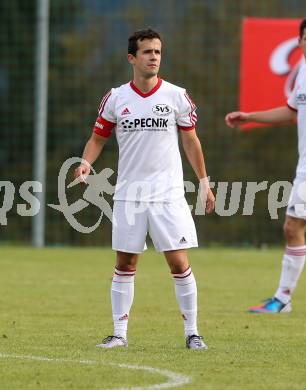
{"left": 283, "top": 218, "right": 305, "bottom": 241}
{"left": 164, "top": 250, "right": 189, "bottom": 274}
{"left": 116, "top": 251, "right": 138, "bottom": 271}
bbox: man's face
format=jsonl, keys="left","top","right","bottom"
{"left": 299, "top": 28, "right": 306, "bottom": 57}
{"left": 128, "top": 38, "right": 161, "bottom": 78}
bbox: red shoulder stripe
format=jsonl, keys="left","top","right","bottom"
{"left": 184, "top": 92, "right": 197, "bottom": 127}
{"left": 98, "top": 90, "right": 112, "bottom": 116}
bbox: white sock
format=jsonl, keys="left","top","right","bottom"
{"left": 275, "top": 245, "right": 306, "bottom": 304}
{"left": 111, "top": 267, "right": 135, "bottom": 339}
{"left": 172, "top": 267, "right": 198, "bottom": 337}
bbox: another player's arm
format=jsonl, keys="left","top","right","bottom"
{"left": 74, "top": 133, "right": 108, "bottom": 181}
{"left": 180, "top": 129, "right": 215, "bottom": 213}
{"left": 225, "top": 106, "right": 297, "bottom": 128}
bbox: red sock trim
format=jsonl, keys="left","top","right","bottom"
{"left": 172, "top": 267, "right": 192, "bottom": 279}
{"left": 285, "top": 246, "right": 306, "bottom": 256}
{"left": 114, "top": 267, "right": 136, "bottom": 277}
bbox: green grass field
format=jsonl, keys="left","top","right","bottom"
{"left": 1, "top": 247, "right": 306, "bottom": 389}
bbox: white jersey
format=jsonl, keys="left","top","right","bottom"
{"left": 93, "top": 78, "right": 197, "bottom": 202}
{"left": 287, "top": 63, "right": 306, "bottom": 176}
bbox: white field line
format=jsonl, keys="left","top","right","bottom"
{"left": 0, "top": 353, "right": 191, "bottom": 390}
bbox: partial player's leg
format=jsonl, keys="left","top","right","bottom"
{"left": 275, "top": 216, "right": 306, "bottom": 305}
{"left": 97, "top": 200, "right": 148, "bottom": 348}
{"left": 147, "top": 199, "right": 206, "bottom": 349}
{"left": 112, "top": 252, "right": 138, "bottom": 341}
{"left": 164, "top": 249, "right": 207, "bottom": 350}
{"left": 96, "top": 251, "right": 138, "bottom": 348}
{"left": 250, "top": 215, "right": 306, "bottom": 313}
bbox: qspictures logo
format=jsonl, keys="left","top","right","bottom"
{"left": 3, "top": 157, "right": 306, "bottom": 233}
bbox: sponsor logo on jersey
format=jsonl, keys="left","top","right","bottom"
{"left": 120, "top": 117, "right": 168, "bottom": 132}
{"left": 297, "top": 93, "right": 306, "bottom": 105}
{"left": 121, "top": 107, "right": 131, "bottom": 115}
{"left": 152, "top": 104, "right": 172, "bottom": 116}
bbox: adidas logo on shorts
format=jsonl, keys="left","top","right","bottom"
{"left": 179, "top": 237, "right": 187, "bottom": 244}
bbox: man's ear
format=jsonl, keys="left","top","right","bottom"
{"left": 127, "top": 53, "right": 135, "bottom": 65}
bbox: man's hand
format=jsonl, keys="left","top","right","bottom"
{"left": 74, "top": 161, "right": 91, "bottom": 184}
{"left": 225, "top": 111, "right": 250, "bottom": 128}
{"left": 200, "top": 178, "right": 215, "bottom": 214}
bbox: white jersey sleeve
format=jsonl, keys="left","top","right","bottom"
{"left": 176, "top": 89, "right": 197, "bottom": 130}
{"left": 93, "top": 88, "right": 117, "bottom": 138}
{"left": 287, "top": 67, "right": 303, "bottom": 112}
{"left": 287, "top": 83, "right": 298, "bottom": 111}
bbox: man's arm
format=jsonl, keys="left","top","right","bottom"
{"left": 74, "top": 133, "right": 108, "bottom": 181}
{"left": 180, "top": 129, "right": 215, "bottom": 213}
{"left": 225, "top": 106, "right": 297, "bottom": 128}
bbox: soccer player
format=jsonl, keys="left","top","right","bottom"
{"left": 225, "top": 18, "right": 306, "bottom": 313}
{"left": 75, "top": 29, "right": 215, "bottom": 348}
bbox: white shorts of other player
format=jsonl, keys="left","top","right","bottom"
{"left": 286, "top": 175, "right": 306, "bottom": 220}
{"left": 112, "top": 198, "right": 198, "bottom": 253}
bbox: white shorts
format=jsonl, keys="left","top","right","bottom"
{"left": 286, "top": 176, "right": 306, "bottom": 220}
{"left": 112, "top": 198, "right": 198, "bottom": 253}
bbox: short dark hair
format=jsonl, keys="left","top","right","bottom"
{"left": 128, "top": 28, "right": 162, "bottom": 56}
{"left": 299, "top": 18, "right": 306, "bottom": 38}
